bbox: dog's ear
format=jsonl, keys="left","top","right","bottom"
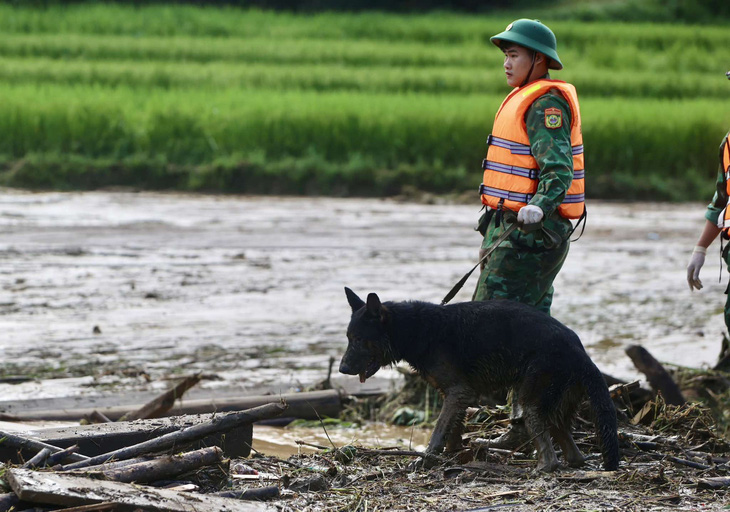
{"left": 345, "top": 287, "right": 365, "bottom": 312}
{"left": 366, "top": 292, "right": 389, "bottom": 323}
{"left": 366, "top": 293, "right": 381, "bottom": 315}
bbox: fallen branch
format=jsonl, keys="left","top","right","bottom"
{"left": 21, "top": 447, "right": 51, "bottom": 469}
{"left": 119, "top": 374, "right": 202, "bottom": 422}
{"left": 46, "top": 445, "right": 83, "bottom": 467}
{"left": 0, "top": 431, "right": 89, "bottom": 463}
{"left": 60, "top": 401, "right": 287, "bottom": 470}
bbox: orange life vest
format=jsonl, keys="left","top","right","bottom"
{"left": 721, "top": 136, "right": 730, "bottom": 232}
{"left": 480, "top": 79, "right": 585, "bottom": 219}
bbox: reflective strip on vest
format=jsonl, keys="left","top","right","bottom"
{"left": 561, "top": 193, "right": 585, "bottom": 204}
{"left": 487, "top": 134, "right": 532, "bottom": 155}
{"left": 479, "top": 184, "right": 533, "bottom": 203}
{"left": 482, "top": 160, "right": 540, "bottom": 180}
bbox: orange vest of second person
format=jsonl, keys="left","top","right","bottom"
{"left": 480, "top": 79, "right": 585, "bottom": 219}
{"left": 721, "top": 136, "right": 730, "bottom": 232}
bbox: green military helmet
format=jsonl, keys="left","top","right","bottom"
{"left": 491, "top": 19, "right": 563, "bottom": 70}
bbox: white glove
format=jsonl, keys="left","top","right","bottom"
{"left": 687, "top": 246, "right": 707, "bottom": 291}
{"left": 517, "top": 205, "right": 544, "bottom": 225}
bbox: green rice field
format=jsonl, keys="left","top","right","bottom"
{"left": 0, "top": 4, "right": 728, "bottom": 199}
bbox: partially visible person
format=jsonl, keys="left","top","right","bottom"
{"left": 474, "top": 18, "right": 586, "bottom": 451}
{"left": 686, "top": 71, "right": 730, "bottom": 331}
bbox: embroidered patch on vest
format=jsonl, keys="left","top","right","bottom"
{"left": 545, "top": 108, "right": 563, "bottom": 129}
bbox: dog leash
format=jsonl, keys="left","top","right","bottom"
{"left": 441, "top": 222, "right": 519, "bottom": 305}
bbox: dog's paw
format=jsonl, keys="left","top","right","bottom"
{"left": 408, "top": 455, "right": 439, "bottom": 472}
{"left": 407, "top": 458, "right": 425, "bottom": 472}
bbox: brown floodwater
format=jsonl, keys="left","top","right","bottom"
{"left": 0, "top": 190, "right": 722, "bottom": 410}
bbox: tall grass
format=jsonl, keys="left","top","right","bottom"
{"left": 0, "top": 4, "right": 727, "bottom": 199}
{"left": 0, "top": 56, "right": 725, "bottom": 100}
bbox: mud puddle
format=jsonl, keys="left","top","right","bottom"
{"left": 252, "top": 423, "right": 430, "bottom": 458}
{"left": 0, "top": 190, "right": 721, "bottom": 404}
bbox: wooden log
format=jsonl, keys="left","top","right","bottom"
{"left": 60, "top": 402, "right": 287, "bottom": 471}
{"left": 21, "top": 447, "right": 51, "bottom": 469}
{"left": 214, "top": 487, "right": 280, "bottom": 501}
{"left": 625, "top": 345, "right": 685, "bottom": 406}
{"left": 119, "top": 374, "right": 202, "bottom": 422}
{"left": 100, "top": 446, "right": 224, "bottom": 483}
{"left": 6, "top": 468, "right": 271, "bottom": 511}
{"left": 0, "top": 431, "right": 89, "bottom": 463}
{"left": 697, "top": 476, "right": 730, "bottom": 490}
{"left": 4, "top": 389, "right": 342, "bottom": 423}
{"left": 1, "top": 414, "right": 253, "bottom": 464}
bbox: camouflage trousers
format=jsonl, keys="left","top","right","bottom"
{"left": 473, "top": 229, "right": 570, "bottom": 316}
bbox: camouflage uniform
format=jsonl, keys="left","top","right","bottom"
{"left": 473, "top": 83, "right": 576, "bottom": 315}
{"left": 700, "top": 130, "right": 730, "bottom": 330}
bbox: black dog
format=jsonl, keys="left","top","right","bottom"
{"left": 339, "top": 288, "right": 619, "bottom": 472}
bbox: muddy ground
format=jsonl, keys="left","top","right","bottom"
{"left": 0, "top": 190, "right": 729, "bottom": 511}
{"left": 0, "top": 190, "right": 723, "bottom": 402}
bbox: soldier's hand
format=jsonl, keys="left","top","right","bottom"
{"left": 687, "top": 247, "right": 707, "bottom": 291}
{"left": 517, "top": 205, "right": 543, "bottom": 225}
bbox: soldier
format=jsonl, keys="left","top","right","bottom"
{"left": 473, "top": 19, "right": 585, "bottom": 315}
{"left": 685, "top": 72, "right": 730, "bottom": 332}
{"left": 474, "top": 19, "right": 586, "bottom": 450}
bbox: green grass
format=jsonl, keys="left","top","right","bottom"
{"left": 0, "top": 4, "right": 727, "bottom": 199}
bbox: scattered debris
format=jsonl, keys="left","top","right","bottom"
{"left": 0, "top": 346, "right": 727, "bottom": 510}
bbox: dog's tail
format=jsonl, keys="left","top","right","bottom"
{"left": 582, "top": 365, "right": 620, "bottom": 470}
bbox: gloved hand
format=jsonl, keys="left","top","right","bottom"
{"left": 517, "top": 204, "right": 544, "bottom": 225}
{"left": 687, "top": 247, "right": 707, "bottom": 291}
